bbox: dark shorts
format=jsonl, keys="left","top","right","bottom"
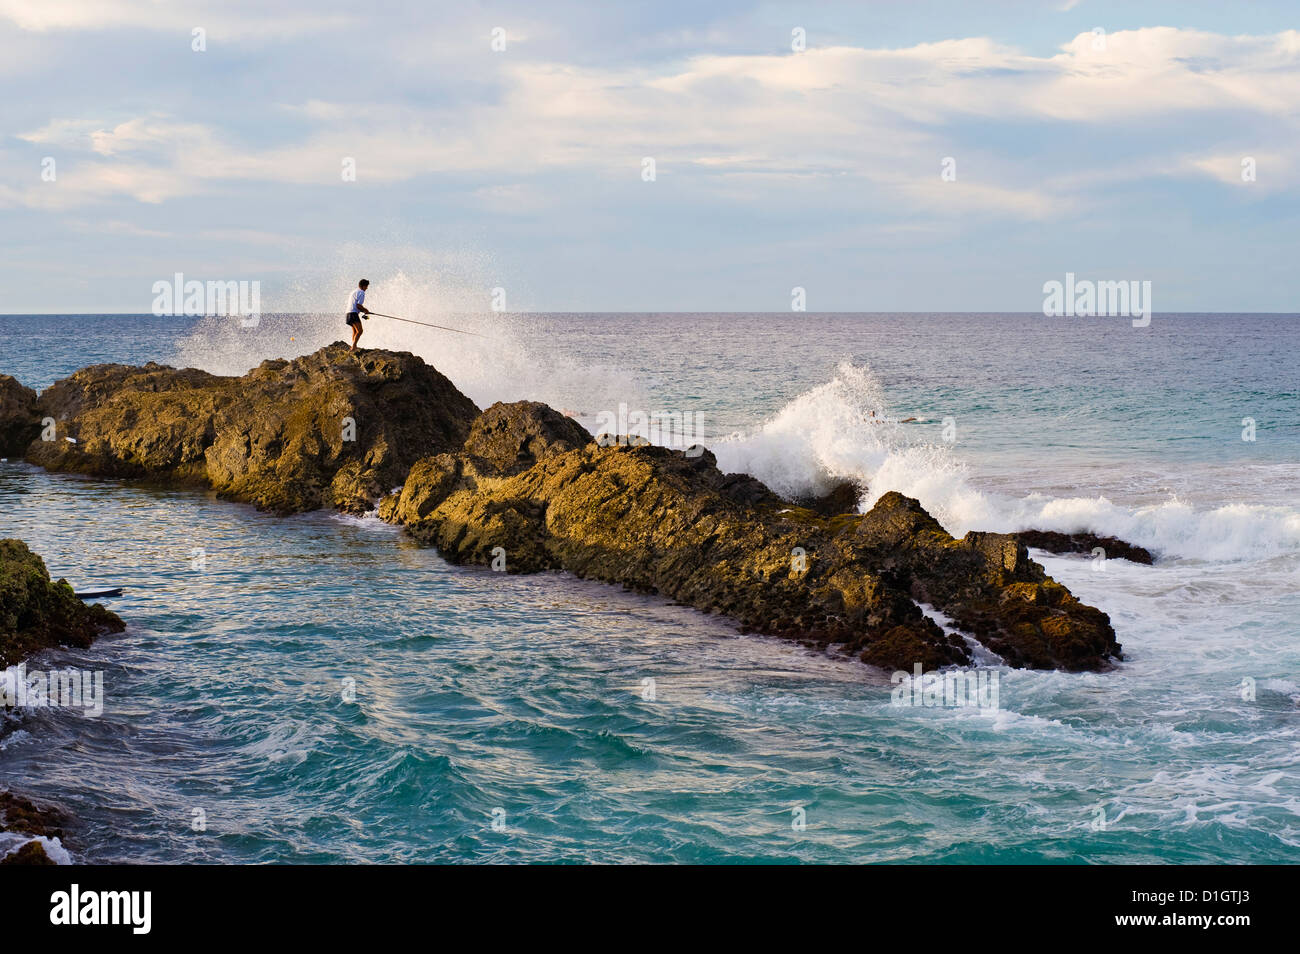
{"left": 346, "top": 312, "right": 361, "bottom": 327}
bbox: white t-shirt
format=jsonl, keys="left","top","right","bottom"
{"left": 348, "top": 288, "right": 366, "bottom": 313}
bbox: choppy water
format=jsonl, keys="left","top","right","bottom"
{"left": 1, "top": 311, "right": 1298, "bottom": 863}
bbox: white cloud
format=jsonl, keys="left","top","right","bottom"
{"left": 5, "top": 26, "right": 1298, "bottom": 220}
{"left": 1184, "top": 151, "right": 1291, "bottom": 190}
{"left": 0, "top": 0, "right": 354, "bottom": 38}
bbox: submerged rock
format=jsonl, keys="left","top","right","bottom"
{"left": 0, "top": 539, "right": 124, "bottom": 668}
{"left": 1016, "top": 529, "right": 1154, "bottom": 565}
{"left": 25, "top": 344, "right": 480, "bottom": 513}
{"left": 0, "top": 374, "right": 39, "bottom": 457}
{"left": 384, "top": 407, "right": 1122, "bottom": 672}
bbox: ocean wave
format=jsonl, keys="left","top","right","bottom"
{"left": 714, "top": 361, "right": 1300, "bottom": 562}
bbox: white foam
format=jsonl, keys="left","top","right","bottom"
{"left": 713, "top": 361, "right": 1300, "bottom": 563}
{"left": 998, "top": 495, "right": 1300, "bottom": 562}
{"left": 713, "top": 362, "right": 992, "bottom": 528}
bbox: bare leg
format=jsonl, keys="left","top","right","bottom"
{"left": 350, "top": 322, "right": 362, "bottom": 352}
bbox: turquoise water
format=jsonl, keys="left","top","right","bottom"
{"left": 2, "top": 312, "right": 1298, "bottom": 863}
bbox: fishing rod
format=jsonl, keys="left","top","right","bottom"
{"left": 366, "top": 312, "right": 484, "bottom": 337}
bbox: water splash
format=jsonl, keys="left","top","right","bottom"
{"left": 714, "top": 361, "right": 1300, "bottom": 561}
{"left": 170, "top": 260, "right": 640, "bottom": 414}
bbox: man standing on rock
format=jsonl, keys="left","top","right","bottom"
{"left": 346, "top": 279, "right": 371, "bottom": 352}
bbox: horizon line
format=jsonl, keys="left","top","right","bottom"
{"left": 2, "top": 310, "right": 1299, "bottom": 318}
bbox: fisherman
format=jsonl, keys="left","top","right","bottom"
{"left": 346, "top": 279, "right": 371, "bottom": 352}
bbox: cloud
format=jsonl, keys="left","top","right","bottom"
{"left": 0, "top": 0, "right": 355, "bottom": 38}
{"left": 1184, "top": 151, "right": 1291, "bottom": 190}
{"left": 17, "top": 117, "right": 106, "bottom": 147}
{"left": 4, "top": 25, "right": 1298, "bottom": 222}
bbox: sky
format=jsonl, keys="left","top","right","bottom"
{"left": 1, "top": 0, "right": 1298, "bottom": 313}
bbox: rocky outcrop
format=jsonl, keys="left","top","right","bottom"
{"left": 381, "top": 404, "right": 1121, "bottom": 672}
{"left": 0, "top": 791, "right": 64, "bottom": 865}
{"left": 1016, "top": 529, "right": 1154, "bottom": 565}
{"left": 0, "top": 539, "right": 124, "bottom": 668}
{"left": 25, "top": 344, "right": 480, "bottom": 513}
{"left": 0, "top": 375, "right": 39, "bottom": 457}
{"left": 14, "top": 348, "right": 1123, "bottom": 673}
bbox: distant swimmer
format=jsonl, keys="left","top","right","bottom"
{"left": 345, "top": 278, "right": 371, "bottom": 352}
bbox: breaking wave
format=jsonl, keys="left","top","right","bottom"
{"left": 714, "top": 362, "right": 1300, "bottom": 562}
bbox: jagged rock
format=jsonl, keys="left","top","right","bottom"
{"left": 25, "top": 344, "right": 480, "bottom": 513}
{"left": 462, "top": 401, "right": 593, "bottom": 476}
{"left": 0, "top": 374, "right": 39, "bottom": 456}
{"left": 0, "top": 539, "right": 124, "bottom": 667}
{"left": 385, "top": 439, "right": 1122, "bottom": 672}
{"left": 1016, "top": 529, "right": 1154, "bottom": 565}
{"left": 16, "top": 345, "right": 1123, "bottom": 674}
{"left": 382, "top": 401, "right": 596, "bottom": 529}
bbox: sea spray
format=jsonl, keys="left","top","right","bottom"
{"left": 171, "top": 262, "right": 644, "bottom": 416}
{"left": 711, "top": 362, "right": 1300, "bottom": 562}
{"left": 712, "top": 361, "right": 994, "bottom": 531}
{"left": 174, "top": 303, "right": 1300, "bottom": 566}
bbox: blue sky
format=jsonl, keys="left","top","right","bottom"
{"left": 2, "top": 0, "right": 1297, "bottom": 313}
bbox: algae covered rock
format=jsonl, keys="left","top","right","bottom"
{"left": 26, "top": 344, "right": 481, "bottom": 514}
{"left": 0, "top": 840, "right": 55, "bottom": 864}
{"left": 0, "top": 374, "right": 39, "bottom": 457}
{"left": 0, "top": 539, "right": 124, "bottom": 667}
{"left": 0, "top": 790, "right": 67, "bottom": 865}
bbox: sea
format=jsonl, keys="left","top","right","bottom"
{"left": 1, "top": 309, "right": 1297, "bottom": 863}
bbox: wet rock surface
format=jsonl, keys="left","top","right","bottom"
{"left": 382, "top": 402, "right": 1122, "bottom": 672}
{"left": 0, "top": 791, "right": 65, "bottom": 865}
{"left": 795, "top": 480, "right": 864, "bottom": 517}
{"left": 1016, "top": 529, "right": 1154, "bottom": 565}
{"left": 14, "top": 348, "right": 1124, "bottom": 673}
{"left": 0, "top": 538, "right": 124, "bottom": 668}
{"left": 0, "top": 375, "right": 39, "bottom": 457}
